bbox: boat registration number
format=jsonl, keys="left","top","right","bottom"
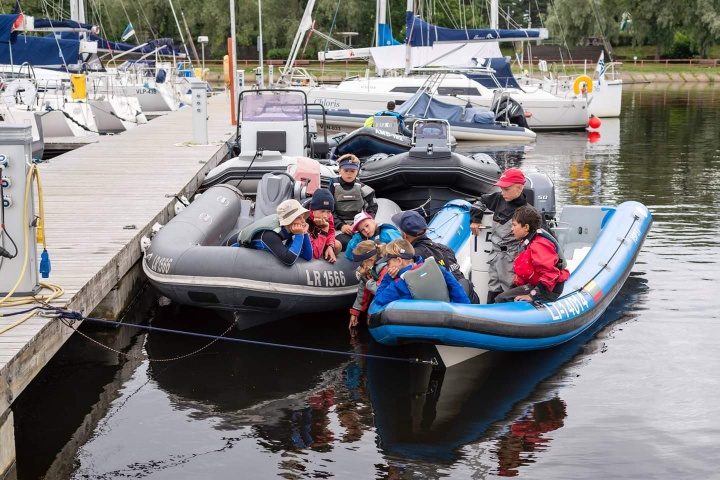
{"left": 305, "top": 270, "right": 346, "bottom": 287}
{"left": 546, "top": 291, "right": 591, "bottom": 321}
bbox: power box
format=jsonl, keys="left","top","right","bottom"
{"left": 0, "top": 124, "right": 39, "bottom": 297}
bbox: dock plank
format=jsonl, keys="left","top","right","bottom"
{"left": 0, "top": 92, "right": 236, "bottom": 414}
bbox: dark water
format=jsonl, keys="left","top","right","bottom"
{"left": 13, "top": 84, "right": 720, "bottom": 479}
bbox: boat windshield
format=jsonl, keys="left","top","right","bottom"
{"left": 414, "top": 120, "right": 449, "bottom": 142}
{"left": 241, "top": 92, "right": 305, "bottom": 122}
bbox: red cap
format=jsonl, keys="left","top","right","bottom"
{"left": 495, "top": 168, "right": 525, "bottom": 188}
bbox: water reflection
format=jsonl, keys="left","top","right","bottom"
{"left": 493, "top": 396, "right": 567, "bottom": 477}
{"left": 366, "top": 275, "right": 647, "bottom": 475}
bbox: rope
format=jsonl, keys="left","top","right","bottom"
{"left": 44, "top": 306, "right": 436, "bottom": 365}
{"left": 41, "top": 105, "right": 104, "bottom": 134}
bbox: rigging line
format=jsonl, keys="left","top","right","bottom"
{"left": 117, "top": 0, "right": 133, "bottom": 32}
{"left": 134, "top": 0, "right": 158, "bottom": 40}
{"left": 588, "top": 0, "right": 612, "bottom": 62}
{"left": 39, "top": 2, "right": 69, "bottom": 72}
{"left": 46, "top": 308, "right": 437, "bottom": 365}
{"left": 546, "top": 0, "right": 573, "bottom": 64}
{"left": 324, "top": 0, "right": 342, "bottom": 52}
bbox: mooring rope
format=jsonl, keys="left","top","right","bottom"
{"left": 39, "top": 305, "right": 436, "bottom": 366}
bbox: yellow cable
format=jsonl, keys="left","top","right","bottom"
{"left": 0, "top": 164, "right": 36, "bottom": 307}
{"left": 0, "top": 165, "right": 64, "bottom": 334}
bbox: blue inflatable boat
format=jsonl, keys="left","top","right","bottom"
{"left": 368, "top": 198, "right": 652, "bottom": 354}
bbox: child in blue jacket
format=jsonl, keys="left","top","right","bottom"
{"left": 370, "top": 239, "right": 470, "bottom": 311}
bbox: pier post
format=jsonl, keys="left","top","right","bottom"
{"left": 0, "top": 408, "right": 16, "bottom": 479}
{"left": 191, "top": 81, "right": 209, "bottom": 145}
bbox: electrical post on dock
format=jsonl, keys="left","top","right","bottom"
{"left": 0, "top": 125, "right": 40, "bottom": 297}
{"left": 191, "top": 80, "right": 209, "bottom": 145}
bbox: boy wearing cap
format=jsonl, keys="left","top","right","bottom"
{"left": 345, "top": 211, "right": 401, "bottom": 261}
{"left": 392, "top": 210, "right": 480, "bottom": 303}
{"left": 237, "top": 199, "right": 313, "bottom": 266}
{"left": 470, "top": 167, "right": 528, "bottom": 303}
{"left": 371, "top": 240, "right": 470, "bottom": 309}
{"left": 329, "top": 154, "right": 378, "bottom": 249}
{"left": 306, "top": 188, "right": 342, "bottom": 263}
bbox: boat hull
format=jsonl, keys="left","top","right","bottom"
{"left": 369, "top": 201, "right": 652, "bottom": 351}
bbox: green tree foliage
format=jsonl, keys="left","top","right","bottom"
{"left": 6, "top": 0, "right": 719, "bottom": 59}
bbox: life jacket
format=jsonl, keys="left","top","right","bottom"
{"left": 524, "top": 228, "right": 567, "bottom": 269}
{"left": 400, "top": 257, "right": 450, "bottom": 302}
{"left": 412, "top": 236, "right": 461, "bottom": 276}
{"left": 332, "top": 180, "right": 364, "bottom": 223}
{"left": 237, "top": 214, "right": 281, "bottom": 246}
{"left": 364, "top": 116, "right": 375, "bottom": 127}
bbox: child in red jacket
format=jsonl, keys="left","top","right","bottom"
{"left": 307, "top": 188, "right": 342, "bottom": 263}
{"left": 496, "top": 205, "right": 570, "bottom": 303}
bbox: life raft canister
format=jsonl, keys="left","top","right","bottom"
{"left": 572, "top": 75, "right": 593, "bottom": 95}
{"left": 70, "top": 74, "right": 87, "bottom": 100}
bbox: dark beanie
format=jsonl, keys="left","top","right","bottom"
{"left": 308, "top": 188, "right": 335, "bottom": 212}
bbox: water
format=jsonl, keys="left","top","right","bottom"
{"left": 13, "top": 84, "right": 720, "bottom": 479}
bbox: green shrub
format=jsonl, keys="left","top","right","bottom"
{"left": 663, "top": 32, "right": 697, "bottom": 59}
{"left": 267, "top": 48, "right": 290, "bottom": 60}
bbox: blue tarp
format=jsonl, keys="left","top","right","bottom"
{"left": 465, "top": 57, "right": 522, "bottom": 89}
{"left": 0, "top": 14, "right": 80, "bottom": 68}
{"left": 33, "top": 18, "right": 94, "bottom": 30}
{"left": 395, "top": 91, "right": 494, "bottom": 124}
{"left": 406, "top": 12, "right": 543, "bottom": 47}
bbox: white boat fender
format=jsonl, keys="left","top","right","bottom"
{"left": 401, "top": 257, "right": 450, "bottom": 302}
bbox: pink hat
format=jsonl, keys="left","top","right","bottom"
{"left": 351, "top": 211, "right": 374, "bottom": 232}
{"left": 495, "top": 168, "right": 525, "bottom": 188}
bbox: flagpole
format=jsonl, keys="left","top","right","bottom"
{"left": 230, "top": 0, "right": 239, "bottom": 122}
{"left": 168, "top": 0, "right": 192, "bottom": 66}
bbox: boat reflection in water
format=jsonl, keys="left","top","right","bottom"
{"left": 367, "top": 273, "right": 647, "bottom": 473}
{"left": 138, "top": 273, "right": 645, "bottom": 477}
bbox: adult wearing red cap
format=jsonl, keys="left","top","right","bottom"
{"left": 469, "top": 168, "right": 528, "bottom": 304}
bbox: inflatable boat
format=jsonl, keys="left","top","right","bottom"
{"left": 143, "top": 175, "right": 400, "bottom": 324}
{"left": 368, "top": 193, "right": 652, "bottom": 360}
{"left": 332, "top": 126, "right": 412, "bottom": 158}
{"left": 310, "top": 91, "right": 536, "bottom": 143}
{"left": 359, "top": 119, "right": 501, "bottom": 212}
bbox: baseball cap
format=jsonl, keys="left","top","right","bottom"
{"left": 351, "top": 211, "right": 374, "bottom": 232}
{"left": 495, "top": 168, "right": 525, "bottom": 188}
{"left": 391, "top": 211, "right": 427, "bottom": 236}
{"left": 337, "top": 154, "right": 360, "bottom": 171}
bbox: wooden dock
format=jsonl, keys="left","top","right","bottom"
{"left": 0, "top": 92, "right": 236, "bottom": 477}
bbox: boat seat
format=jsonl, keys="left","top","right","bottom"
{"left": 221, "top": 198, "right": 254, "bottom": 245}
{"left": 253, "top": 172, "right": 296, "bottom": 218}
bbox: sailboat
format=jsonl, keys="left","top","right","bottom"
{"left": 302, "top": 0, "right": 589, "bottom": 131}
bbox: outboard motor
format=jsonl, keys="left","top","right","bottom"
{"left": 524, "top": 171, "right": 556, "bottom": 224}
{"left": 492, "top": 96, "right": 529, "bottom": 128}
{"left": 253, "top": 172, "right": 296, "bottom": 218}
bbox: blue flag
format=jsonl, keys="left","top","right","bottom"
{"left": 121, "top": 22, "right": 135, "bottom": 41}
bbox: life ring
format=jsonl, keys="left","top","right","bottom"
{"left": 2, "top": 79, "right": 37, "bottom": 107}
{"left": 572, "top": 75, "right": 593, "bottom": 95}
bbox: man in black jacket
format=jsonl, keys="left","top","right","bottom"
{"left": 392, "top": 210, "right": 480, "bottom": 304}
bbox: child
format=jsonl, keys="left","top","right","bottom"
{"left": 307, "top": 188, "right": 342, "bottom": 263}
{"left": 495, "top": 205, "right": 570, "bottom": 304}
{"left": 238, "top": 199, "right": 313, "bottom": 266}
{"left": 371, "top": 239, "right": 470, "bottom": 310}
{"left": 345, "top": 211, "right": 401, "bottom": 261}
{"left": 348, "top": 241, "right": 388, "bottom": 330}
{"left": 329, "top": 154, "right": 378, "bottom": 249}
{"left": 469, "top": 167, "right": 528, "bottom": 304}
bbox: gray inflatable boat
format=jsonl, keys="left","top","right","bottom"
{"left": 143, "top": 178, "right": 400, "bottom": 322}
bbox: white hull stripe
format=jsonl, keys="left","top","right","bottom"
{"left": 143, "top": 262, "right": 357, "bottom": 297}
